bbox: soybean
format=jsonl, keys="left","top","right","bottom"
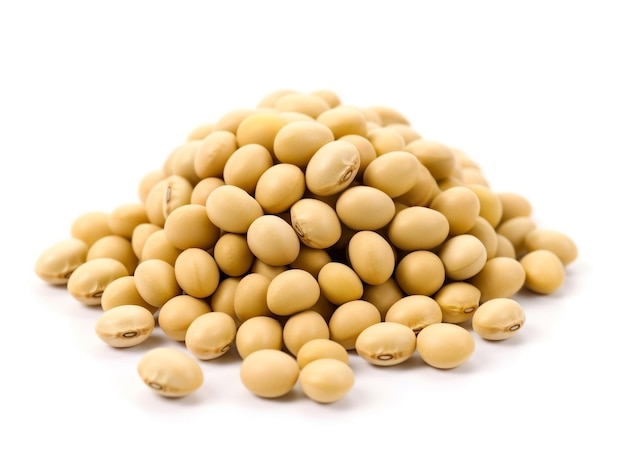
{"left": 137, "top": 347, "right": 203, "bottom": 398}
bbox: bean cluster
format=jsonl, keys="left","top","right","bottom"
{"left": 34, "top": 89, "right": 578, "bottom": 404}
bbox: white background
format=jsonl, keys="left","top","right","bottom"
{"left": 1, "top": 1, "right": 624, "bottom": 470}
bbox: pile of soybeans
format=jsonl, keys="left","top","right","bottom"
{"left": 34, "top": 89, "right": 578, "bottom": 404}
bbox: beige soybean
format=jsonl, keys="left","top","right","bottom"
{"left": 251, "top": 259, "right": 287, "bottom": 280}
{"left": 213, "top": 233, "right": 254, "bottom": 277}
{"left": 283, "top": 310, "right": 330, "bottom": 356}
{"left": 308, "top": 294, "right": 335, "bottom": 322}
{"left": 235, "top": 316, "right": 283, "bottom": 359}
{"left": 466, "top": 184, "right": 503, "bottom": 228}
{"left": 266, "top": 269, "right": 320, "bottom": 316}
{"left": 274, "top": 92, "right": 330, "bottom": 118}
{"left": 339, "top": 134, "right": 377, "bottom": 179}
{"left": 157, "top": 294, "right": 211, "bottom": 342}
{"left": 273, "top": 120, "right": 335, "bottom": 167}
{"left": 430, "top": 186, "right": 481, "bottom": 235}
{"left": 305, "top": 140, "right": 360, "bottom": 196}
{"left": 255, "top": 163, "right": 306, "bottom": 214}
{"left": 385, "top": 295, "right": 443, "bottom": 334}
{"left": 468, "top": 256, "right": 526, "bottom": 302}
{"left": 524, "top": 228, "right": 578, "bottom": 265}
{"left": 257, "top": 89, "right": 297, "bottom": 108}
{"left": 194, "top": 130, "right": 237, "bottom": 179}
{"left": 222, "top": 143, "right": 273, "bottom": 193}
{"left": 278, "top": 111, "right": 315, "bottom": 123}
{"left": 366, "top": 106, "right": 410, "bottom": 126}
{"left": 387, "top": 206, "right": 450, "bottom": 251}
{"left": 386, "top": 123, "right": 422, "bottom": 143}
{"left": 246, "top": 215, "right": 301, "bottom": 266}
{"left": 416, "top": 323, "right": 475, "bottom": 369}
{"left": 67, "top": 258, "right": 129, "bottom": 306}
{"left": 520, "top": 249, "right": 565, "bottom": 295}
{"left": 289, "top": 246, "right": 332, "bottom": 278}
{"left": 137, "top": 347, "right": 203, "bottom": 398}
{"left": 472, "top": 298, "right": 526, "bottom": 341}
{"left": 497, "top": 192, "right": 533, "bottom": 223}
{"left": 205, "top": 184, "right": 264, "bottom": 233}
{"left": 133, "top": 259, "right": 181, "bottom": 308}
{"left": 145, "top": 175, "right": 193, "bottom": 226}
{"left": 214, "top": 108, "right": 259, "bottom": 133}
{"left": 108, "top": 203, "right": 149, "bottom": 239}
{"left": 190, "top": 176, "right": 224, "bottom": 205}
{"left": 233, "top": 273, "right": 272, "bottom": 322}
{"left": 173, "top": 248, "right": 220, "bottom": 299}
{"left": 236, "top": 112, "right": 287, "bottom": 154}
{"left": 140, "top": 229, "right": 182, "bottom": 266}
{"left": 138, "top": 169, "right": 166, "bottom": 203}
{"left": 438, "top": 234, "right": 487, "bottom": 280}
{"left": 100, "top": 275, "right": 156, "bottom": 313}
{"left": 362, "top": 151, "right": 420, "bottom": 198}
{"left": 131, "top": 223, "right": 161, "bottom": 259}
{"left": 300, "top": 358, "right": 355, "bottom": 403}
{"left": 335, "top": 185, "right": 396, "bottom": 231}
{"left": 496, "top": 216, "right": 537, "bottom": 257}
{"left": 363, "top": 278, "right": 405, "bottom": 319}
{"left": 296, "top": 339, "right": 350, "bottom": 369}
{"left": 209, "top": 277, "right": 240, "bottom": 320}
{"left": 466, "top": 216, "right": 499, "bottom": 260}
{"left": 35, "top": 238, "right": 89, "bottom": 285}
{"left": 311, "top": 89, "right": 341, "bottom": 108}
{"left": 290, "top": 198, "right": 342, "bottom": 249}
{"left": 164, "top": 203, "right": 220, "bottom": 250}
{"left": 367, "top": 126, "right": 406, "bottom": 155}
{"left": 317, "top": 262, "right": 363, "bottom": 305}
{"left": 395, "top": 250, "right": 445, "bottom": 296}
{"left": 169, "top": 140, "right": 202, "bottom": 185}
{"left": 433, "top": 282, "right": 481, "bottom": 324}
{"left": 185, "top": 312, "right": 238, "bottom": 360}
{"left": 316, "top": 105, "right": 368, "bottom": 138}
{"left": 328, "top": 300, "right": 382, "bottom": 350}
{"left": 95, "top": 305, "right": 155, "bottom": 348}
{"left": 355, "top": 322, "right": 416, "bottom": 366}
{"left": 347, "top": 231, "right": 395, "bottom": 286}
{"left": 70, "top": 211, "right": 113, "bottom": 247}
{"left": 495, "top": 234, "right": 517, "bottom": 259}
{"left": 86, "top": 234, "right": 138, "bottom": 275}
{"left": 395, "top": 161, "right": 440, "bottom": 207}
{"left": 405, "top": 139, "right": 457, "bottom": 180}
{"left": 186, "top": 122, "right": 214, "bottom": 141}
{"left": 240, "top": 348, "right": 300, "bottom": 399}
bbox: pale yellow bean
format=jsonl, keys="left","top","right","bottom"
{"left": 472, "top": 298, "right": 526, "bottom": 341}
{"left": 240, "top": 348, "right": 300, "bottom": 398}
{"left": 246, "top": 215, "right": 301, "bottom": 267}
{"left": 416, "top": 323, "right": 475, "bottom": 369}
{"left": 290, "top": 198, "right": 342, "bottom": 249}
{"left": 296, "top": 339, "right": 350, "bottom": 369}
{"left": 347, "top": 231, "right": 395, "bottom": 286}
{"left": 305, "top": 140, "right": 360, "bottom": 196}
{"left": 355, "top": 321, "right": 416, "bottom": 366}
{"left": 328, "top": 300, "right": 381, "bottom": 350}
{"left": 67, "top": 258, "right": 129, "bottom": 306}
{"left": 137, "top": 347, "right": 203, "bottom": 398}
{"left": 235, "top": 316, "right": 283, "bottom": 359}
{"left": 95, "top": 305, "right": 155, "bottom": 348}
{"left": 520, "top": 249, "right": 565, "bottom": 294}
{"left": 35, "top": 238, "right": 89, "bottom": 285}
{"left": 185, "top": 312, "right": 237, "bottom": 360}
{"left": 299, "top": 358, "right": 354, "bottom": 403}
{"left": 283, "top": 310, "right": 330, "bottom": 356}
{"left": 266, "top": 269, "right": 321, "bottom": 316}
